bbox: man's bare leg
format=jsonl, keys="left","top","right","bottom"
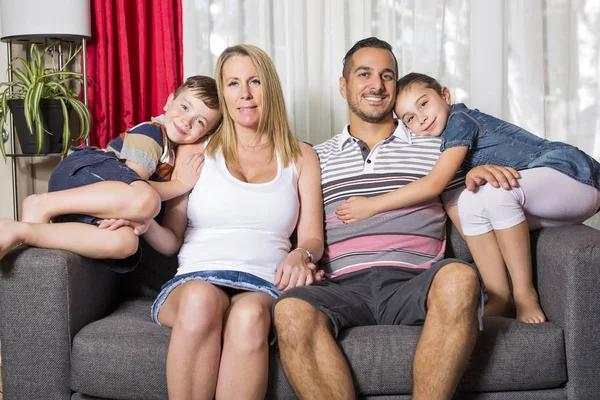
{"left": 274, "top": 298, "right": 355, "bottom": 399}
{"left": 21, "top": 180, "right": 161, "bottom": 223}
{"left": 0, "top": 218, "right": 139, "bottom": 261}
{"left": 413, "top": 263, "right": 480, "bottom": 400}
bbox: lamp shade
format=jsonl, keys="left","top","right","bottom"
{"left": 0, "top": 0, "right": 91, "bottom": 42}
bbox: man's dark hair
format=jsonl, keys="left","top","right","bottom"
{"left": 342, "top": 37, "right": 398, "bottom": 80}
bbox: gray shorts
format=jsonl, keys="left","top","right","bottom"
{"left": 275, "top": 259, "right": 486, "bottom": 338}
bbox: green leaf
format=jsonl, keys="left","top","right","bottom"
{"left": 2, "top": 42, "right": 90, "bottom": 155}
{"left": 12, "top": 69, "right": 31, "bottom": 87}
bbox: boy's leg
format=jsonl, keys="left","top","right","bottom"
{"left": 0, "top": 218, "right": 139, "bottom": 261}
{"left": 22, "top": 180, "right": 161, "bottom": 224}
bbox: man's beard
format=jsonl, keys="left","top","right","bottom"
{"left": 347, "top": 91, "right": 393, "bottom": 123}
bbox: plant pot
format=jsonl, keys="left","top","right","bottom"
{"left": 8, "top": 99, "right": 68, "bottom": 155}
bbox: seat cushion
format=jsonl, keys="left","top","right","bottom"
{"left": 72, "top": 300, "right": 566, "bottom": 399}
{"left": 71, "top": 299, "right": 170, "bottom": 400}
{"left": 268, "top": 318, "right": 567, "bottom": 397}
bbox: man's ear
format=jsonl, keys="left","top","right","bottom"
{"left": 441, "top": 87, "right": 452, "bottom": 106}
{"left": 163, "top": 93, "right": 176, "bottom": 112}
{"left": 339, "top": 77, "right": 348, "bottom": 100}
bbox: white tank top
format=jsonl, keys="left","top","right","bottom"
{"left": 176, "top": 148, "right": 300, "bottom": 284}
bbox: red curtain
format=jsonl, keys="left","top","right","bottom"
{"left": 86, "top": 0, "right": 183, "bottom": 147}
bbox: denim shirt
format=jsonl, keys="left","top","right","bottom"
{"left": 440, "top": 103, "right": 600, "bottom": 190}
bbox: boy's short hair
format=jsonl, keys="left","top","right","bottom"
{"left": 342, "top": 37, "right": 398, "bottom": 80}
{"left": 397, "top": 73, "right": 443, "bottom": 95}
{"left": 174, "top": 75, "right": 219, "bottom": 110}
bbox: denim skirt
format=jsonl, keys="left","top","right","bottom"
{"left": 151, "top": 270, "right": 281, "bottom": 325}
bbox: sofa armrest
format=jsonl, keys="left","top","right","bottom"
{"left": 532, "top": 225, "right": 600, "bottom": 399}
{"left": 0, "top": 246, "right": 121, "bottom": 400}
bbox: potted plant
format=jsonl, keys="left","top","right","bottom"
{"left": 0, "top": 42, "right": 90, "bottom": 159}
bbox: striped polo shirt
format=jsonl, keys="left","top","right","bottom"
{"left": 315, "top": 121, "right": 465, "bottom": 277}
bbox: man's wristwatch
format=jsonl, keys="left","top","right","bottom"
{"left": 294, "top": 247, "right": 314, "bottom": 263}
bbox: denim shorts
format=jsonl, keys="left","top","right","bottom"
{"left": 151, "top": 270, "right": 281, "bottom": 325}
{"left": 47, "top": 146, "right": 145, "bottom": 273}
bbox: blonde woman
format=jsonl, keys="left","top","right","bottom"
{"left": 142, "top": 45, "right": 324, "bottom": 399}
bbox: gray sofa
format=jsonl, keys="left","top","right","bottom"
{"left": 1, "top": 222, "right": 599, "bottom": 400}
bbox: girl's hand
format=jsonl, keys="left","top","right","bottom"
{"left": 275, "top": 249, "right": 318, "bottom": 291}
{"left": 97, "top": 218, "right": 150, "bottom": 235}
{"left": 335, "top": 196, "right": 376, "bottom": 223}
{"left": 173, "top": 153, "right": 204, "bottom": 192}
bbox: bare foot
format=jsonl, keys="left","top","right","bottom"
{"left": 0, "top": 219, "right": 26, "bottom": 261}
{"left": 515, "top": 289, "right": 546, "bottom": 323}
{"left": 21, "top": 193, "right": 51, "bottom": 223}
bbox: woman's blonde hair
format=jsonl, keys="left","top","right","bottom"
{"left": 206, "top": 45, "right": 301, "bottom": 167}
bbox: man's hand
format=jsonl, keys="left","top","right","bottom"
{"left": 173, "top": 153, "right": 204, "bottom": 192}
{"left": 466, "top": 165, "right": 521, "bottom": 192}
{"left": 275, "top": 249, "right": 321, "bottom": 291}
{"left": 335, "top": 196, "right": 376, "bottom": 223}
{"left": 97, "top": 218, "right": 151, "bottom": 236}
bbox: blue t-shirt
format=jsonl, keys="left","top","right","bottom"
{"left": 440, "top": 103, "right": 600, "bottom": 190}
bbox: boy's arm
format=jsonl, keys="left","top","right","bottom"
{"left": 142, "top": 193, "right": 189, "bottom": 256}
{"left": 336, "top": 146, "right": 469, "bottom": 223}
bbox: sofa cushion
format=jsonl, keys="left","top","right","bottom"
{"left": 71, "top": 299, "right": 170, "bottom": 399}
{"left": 72, "top": 298, "right": 566, "bottom": 399}
{"left": 269, "top": 318, "right": 566, "bottom": 397}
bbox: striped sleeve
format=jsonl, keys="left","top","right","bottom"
{"left": 119, "top": 122, "right": 164, "bottom": 176}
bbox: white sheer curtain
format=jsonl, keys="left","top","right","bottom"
{"left": 182, "top": 0, "right": 600, "bottom": 158}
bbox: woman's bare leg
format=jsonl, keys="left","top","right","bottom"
{"left": 158, "top": 281, "right": 230, "bottom": 400}
{"left": 215, "top": 291, "right": 274, "bottom": 400}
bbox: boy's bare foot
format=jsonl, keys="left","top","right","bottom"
{"left": 515, "top": 288, "right": 546, "bottom": 323}
{"left": 22, "top": 193, "right": 51, "bottom": 223}
{"left": 0, "top": 219, "right": 25, "bottom": 261}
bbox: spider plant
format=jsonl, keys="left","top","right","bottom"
{"left": 0, "top": 42, "right": 90, "bottom": 159}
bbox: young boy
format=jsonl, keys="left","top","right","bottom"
{"left": 0, "top": 76, "right": 222, "bottom": 270}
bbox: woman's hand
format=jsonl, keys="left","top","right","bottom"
{"left": 275, "top": 249, "right": 323, "bottom": 291}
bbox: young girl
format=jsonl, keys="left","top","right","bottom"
{"left": 335, "top": 72, "right": 600, "bottom": 324}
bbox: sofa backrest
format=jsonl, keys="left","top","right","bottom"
{"left": 120, "top": 218, "right": 474, "bottom": 299}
